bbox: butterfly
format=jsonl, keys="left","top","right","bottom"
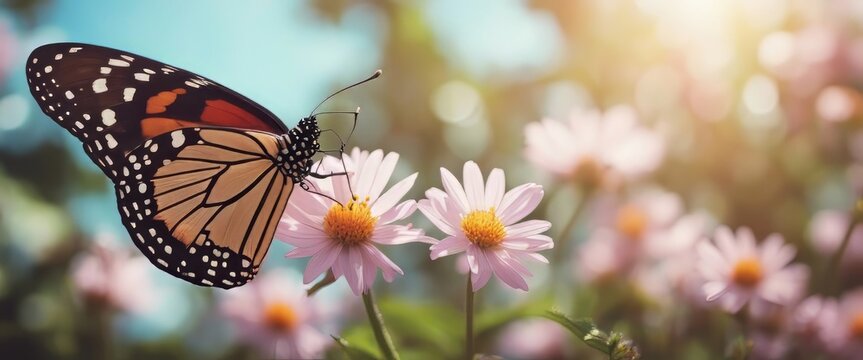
{"left": 25, "top": 43, "right": 379, "bottom": 289}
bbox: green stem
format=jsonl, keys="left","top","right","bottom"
{"left": 362, "top": 290, "right": 399, "bottom": 360}
{"left": 826, "top": 201, "right": 862, "bottom": 294}
{"left": 551, "top": 186, "right": 592, "bottom": 265}
{"left": 548, "top": 186, "right": 592, "bottom": 299}
{"left": 466, "top": 276, "right": 475, "bottom": 360}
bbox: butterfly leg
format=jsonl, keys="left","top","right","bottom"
{"left": 299, "top": 181, "right": 343, "bottom": 206}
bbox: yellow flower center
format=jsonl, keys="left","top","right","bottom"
{"left": 263, "top": 302, "right": 298, "bottom": 331}
{"left": 323, "top": 196, "right": 377, "bottom": 246}
{"left": 573, "top": 157, "right": 604, "bottom": 188}
{"left": 461, "top": 209, "right": 506, "bottom": 248}
{"left": 731, "top": 257, "right": 763, "bottom": 288}
{"left": 851, "top": 312, "right": 863, "bottom": 340}
{"left": 615, "top": 204, "right": 648, "bottom": 240}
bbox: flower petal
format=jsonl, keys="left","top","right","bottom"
{"left": 371, "top": 224, "right": 435, "bottom": 245}
{"left": 361, "top": 244, "right": 403, "bottom": 282}
{"left": 371, "top": 173, "right": 417, "bottom": 217}
{"left": 501, "top": 234, "right": 554, "bottom": 251}
{"left": 505, "top": 220, "right": 552, "bottom": 238}
{"left": 378, "top": 200, "right": 418, "bottom": 225}
{"left": 430, "top": 235, "right": 471, "bottom": 259}
{"left": 703, "top": 281, "right": 729, "bottom": 302}
{"left": 418, "top": 197, "right": 457, "bottom": 235}
{"left": 484, "top": 168, "right": 505, "bottom": 210}
{"left": 302, "top": 244, "right": 342, "bottom": 283}
{"left": 355, "top": 149, "right": 384, "bottom": 198}
{"left": 498, "top": 183, "right": 544, "bottom": 225}
{"left": 470, "top": 247, "right": 493, "bottom": 291}
{"left": 463, "top": 161, "right": 486, "bottom": 210}
{"left": 343, "top": 247, "right": 364, "bottom": 295}
{"left": 487, "top": 250, "right": 529, "bottom": 291}
{"left": 368, "top": 152, "right": 400, "bottom": 200}
{"left": 440, "top": 166, "right": 471, "bottom": 213}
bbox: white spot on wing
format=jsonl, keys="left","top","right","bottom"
{"left": 134, "top": 73, "right": 150, "bottom": 82}
{"left": 184, "top": 80, "right": 200, "bottom": 88}
{"left": 171, "top": 131, "right": 185, "bottom": 148}
{"left": 123, "top": 88, "right": 136, "bottom": 102}
{"left": 100, "top": 67, "right": 111, "bottom": 74}
{"left": 92, "top": 78, "right": 107, "bottom": 93}
{"left": 69, "top": 47, "right": 82, "bottom": 53}
{"left": 105, "top": 134, "right": 118, "bottom": 149}
{"left": 138, "top": 183, "right": 147, "bottom": 193}
{"left": 121, "top": 55, "right": 134, "bottom": 61}
{"left": 44, "top": 65, "right": 53, "bottom": 73}
{"left": 101, "top": 109, "right": 117, "bottom": 126}
{"left": 108, "top": 58, "right": 130, "bottom": 67}
{"left": 54, "top": 54, "right": 63, "bottom": 60}
{"left": 64, "top": 91, "right": 74, "bottom": 99}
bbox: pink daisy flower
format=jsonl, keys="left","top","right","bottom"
{"left": 219, "top": 268, "right": 333, "bottom": 359}
{"left": 277, "top": 148, "right": 434, "bottom": 296}
{"left": 419, "top": 161, "right": 552, "bottom": 291}
{"left": 696, "top": 227, "right": 810, "bottom": 314}
{"left": 792, "top": 295, "right": 839, "bottom": 351}
{"left": 524, "top": 105, "right": 664, "bottom": 188}
{"left": 70, "top": 234, "right": 156, "bottom": 313}
{"left": 822, "top": 288, "right": 863, "bottom": 356}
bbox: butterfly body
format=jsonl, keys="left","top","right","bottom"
{"left": 26, "top": 43, "right": 326, "bottom": 288}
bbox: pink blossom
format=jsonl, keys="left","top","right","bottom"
{"left": 277, "top": 148, "right": 434, "bottom": 296}
{"left": 495, "top": 319, "right": 568, "bottom": 359}
{"left": 419, "top": 161, "right": 552, "bottom": 291}
{"left": 219, "top": 269, "right": 332, "bottom": 359}
{"left": 822, "top": 288, "right": 863, "bottom": 356}
{"left": 792, "top": 295, "right": 839, "bottom": 351}
{"left": 591, "top": 188, "right": 683, "bottom": 247}
{"left": 524, "top": 105, "right": 664, "bottom": 187}
{"left": 70, "top": 234, "right": 156, "bottom": 313}
{"left": 696, "top": 227, "right": 810, "bottom": 314}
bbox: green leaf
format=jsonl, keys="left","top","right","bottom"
{"left": 332, "top": 335, "right": 379, "bottom": 360}
{"left": 377, "top": 298, "right": 462, "bottom": 358}
{"left": 339, "top": 326, "right": 382, "bottom": 359}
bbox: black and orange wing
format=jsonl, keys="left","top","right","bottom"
{"left": 116, "top": 127, "right": 293, "bottom": 288}
{"left": 25, "top": 42, "right": 289, "bottom": 181}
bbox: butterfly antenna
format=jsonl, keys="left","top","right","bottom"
{"left": 309, "top": 70, "right": 382, "bottom": 117}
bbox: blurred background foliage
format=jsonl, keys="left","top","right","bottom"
{"left": 1, "top": 0, "right": 863, "bottom": 359}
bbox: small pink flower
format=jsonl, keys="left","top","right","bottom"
{"left": 277, "top": 148, "right": 434, "bottom": 296}
{"left": 496, "top": 319, "right": 568, "bottom": 359}
{"left": 696, "top": 227, "right": 809, "bottom": 314}
{"left": 792, "top": 295, "right": 838, "bottom": 351}
{"left": 419, "top": 161, "right": 552, "bottom": 291}
{"left": 70, "top": 234, "right": 156, "bottom": 313}
{"left": 592, "top": 188, "right": 683, "bottom": 243}
{"left": 524, "top": 105, "right": 664, "bottom": 187}
{"left": 822, "top": 288, "right": 863, "bottom": 356}
{"left": 219, "top": 269, "right": 332, "bottom": 359}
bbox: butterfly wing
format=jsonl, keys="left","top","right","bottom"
{"left": 117, "top": 127, "right": 293, "bottom": 288}
{"left": 25, "top": 42, "right": 289, "bottom": 181}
